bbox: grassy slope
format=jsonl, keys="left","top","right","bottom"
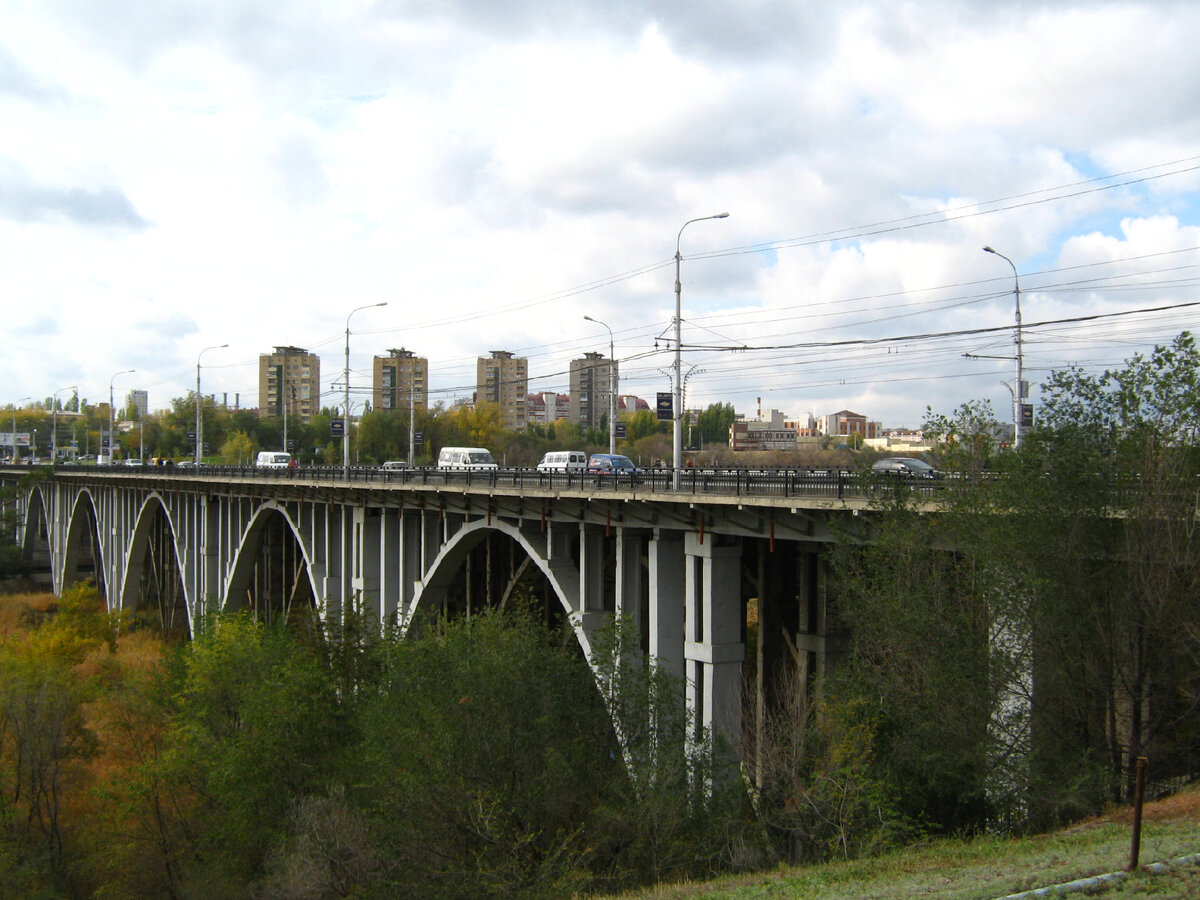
{"left": 612, "top": 787, "right": 1200, "bottom": 899}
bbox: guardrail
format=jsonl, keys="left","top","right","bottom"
{"left": 4, "top": 462, "right": 956, "bottom": 502}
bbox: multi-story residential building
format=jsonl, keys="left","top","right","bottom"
{"left": 258, "top": 346, "right": 320, "bottom": 424}
{"left": 477, "top": 350, "right": 528, "bottom": 430}
{"left": 527, "top": 392, "right": 570, "bottom": 425}
{"left": 125, "top": 389, "right": 148, "bottom": 419}
{"left": 819, "top": 410, "right": 881, "bottom": 441}
{"left": 373, "top": 348, "right": 428, "bottom": 415}
{"left": 729, "top": 408, "right": 799, "bottom": 451}
{"left": 569, "top": 351, "right": 617, "bottom": 431}
{"left": 617, "top": 395, "right": 650, "bottom": 414}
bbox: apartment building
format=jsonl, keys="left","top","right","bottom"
{"left": 258, "top": 346, "right": 320, "bottom": 423}
{"left": 569, "top": 351, "right": 618, "bottom": 431}
{"left": 477, "top": 350, "right": 528, "bottom": 430}
{"left": 373, "top": 348, "right": 428, "bottom": 415}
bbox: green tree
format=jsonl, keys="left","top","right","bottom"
{"left": 695, "top": 402, "right": 737, "bottom": 447}
{"left": 220, "top": 430, "right": 255, "bottom": 466}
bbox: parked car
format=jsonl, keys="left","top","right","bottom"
{"left": 536, "top": 451, "right": 587, "bottom": 472}
{"left": 871, "top": 457, "right": 941, "bottom": 479}
{"left": 587, "top": 453, "right": 639, "bottom": 475}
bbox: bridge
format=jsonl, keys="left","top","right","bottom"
{"left": 0, "top": 464, "right": 907, "bottom": 770}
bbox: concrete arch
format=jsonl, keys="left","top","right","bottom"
{"left": 20, "top": 485, "right": 48, "bottom": 565}
{"left": 224, "top": 501, "right": 320, "bottom": 620}
{"left": 410, "top": 518, "right": 595, "bottom": 658}
{"left": 119, "top": 492, "right": 190, "bottom": 632}
{"left": 61, "top": 488, "right": 104, "bottom": 597}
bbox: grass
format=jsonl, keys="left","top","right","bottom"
{"left": 608, "top": 787, "right": 1200, "bottom": 899}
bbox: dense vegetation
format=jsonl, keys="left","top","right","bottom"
{"left": 0, "top": 591, "right": 759, "bottom": 899}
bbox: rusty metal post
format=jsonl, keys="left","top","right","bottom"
{"left": 1128, "top": 756, "right": 1147, "bottom": 871}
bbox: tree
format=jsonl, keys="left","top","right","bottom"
{"left": 221, "top": 431, "right": 255, "bottom": 466}
{"left": 695, "top": 402, "right": 737, "bottom": 447}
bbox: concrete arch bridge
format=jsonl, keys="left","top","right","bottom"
{"left": 1, "top": 467, "right": 875, "bottom": 770}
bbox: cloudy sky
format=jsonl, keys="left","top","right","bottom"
{"left": 4, "top": 0, "right": 1200, "bottom": 431}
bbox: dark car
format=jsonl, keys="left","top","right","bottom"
{"left": 586, "top": 453, "right": 639, "bottom": 475}
{"left": 871, "top": 457, "right": 941, "bottom": 479}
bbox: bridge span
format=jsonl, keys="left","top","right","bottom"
{"left": 1, "top": 464, "right": 891, "bottom": 765}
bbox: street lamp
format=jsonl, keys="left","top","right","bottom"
{"left": 12, "top": 397, "right": 30, "bottom": 462}
{"left": 673, "top": 212, "right": 728, "bottom": 488}
{"left": 344, "top": 302, "right": 387, "bottom": 477}
{"left": 983, "top": 247, "right": 1024, "bottom": 449}
{"left": 51, "top": 385, "right": 77, "bottom": 464}
{"left": 584, "top": 315, "right": 617, "bottom": 454}
{"left": 109, "top": 368, "right": 134, "bottom": 463}
{"left": 196, "top": 344, "right": 228, "bottom": 466}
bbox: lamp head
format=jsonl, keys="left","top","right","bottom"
{"left": 983, "top": 246, "right": 996, "bottom": 254}
{"left": 714, "top": 212, "right": 730, "bottom": 219}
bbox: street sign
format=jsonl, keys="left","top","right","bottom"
{"left": 656, "top": 393, "right": 673, "bottom": 421}
{"left": 286, "top": 439, "right": 296, "bottom": 450}
{"left": 186, "top": 430, "right": 196, "bottom": 443}
{"left": 614, "top": 421, "right": 626, "bottom": 438}
{"left": 1020, "top": 403, "right": 1034, "bottom": 427}
{"left": 414, "top": 431, "right": 424, "bottom": 446}
{"left": 331, "top": 419, "right": 345, "bottom": 437}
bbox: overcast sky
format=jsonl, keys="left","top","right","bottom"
{"left": 4, "top": 0, "right": 1200, "bottom": 430}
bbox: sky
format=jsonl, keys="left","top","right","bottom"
{"left": 3, "top": 0, "right": 1200, "bottom": 431}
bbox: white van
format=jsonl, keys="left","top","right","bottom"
{"left": 256, "top": 451, "right": 292, "bottom": 468}
{"left": 437, "top": 447, "right": 498, "bottom": 470}
{"left": 536, "top": 450, "right": 587, "bottom": 472}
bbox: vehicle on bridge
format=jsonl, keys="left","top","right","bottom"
{"left": 437, "top": 447, "right": 498, "bottom": 470}
{"left": 587, "top": 453, "right": 639, "bottom": 475}
{"left": 537, "top": 451, "right": 587, "bottom": 472}
{"left": 256, "top": 452, "right": 293, "bottom": 468}
{"left": 871, "top": 457, "right": 942, "bottom": 479}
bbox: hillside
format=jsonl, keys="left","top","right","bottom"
{"left": 612, "top": 787, "right": 1200, "bottom": 899}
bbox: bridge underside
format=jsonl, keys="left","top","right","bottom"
{"left": 8, "top": 472, "right": 850, "bottom": 769}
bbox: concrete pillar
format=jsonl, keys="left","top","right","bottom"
{"left": 648, "top": 529, "right": 685, "bottom": 682}
{"left": 684, "top": 532, "right": 745, "bottom": 764}
{"left": 615, "top": 526, "right": 646, "bottom": 638}
{"left": 380, "top": 508, "right": 401, "bottom": 625}
{"left": 580, "top": 525, "right": 606, "bottom": 613}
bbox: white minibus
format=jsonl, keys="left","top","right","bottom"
{"left": 437, "top": 447, "right": 498, "bottom": 470}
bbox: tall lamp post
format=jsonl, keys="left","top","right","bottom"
{"left": 196, "top": 344, "right": 228, "bottom": 466}
{"left": 673, "top": 212, "right": 728, "bottom": 488}
{"left": 344, "top": 302, "right": 387, "bottom": 477}
{"left": 109, "top": 368, "right": 134, "bottom": 462}
{"left": 12, "top": 397, "right": 30, "bottom": 462}
{"left": 983, "top": 246, "right": 1024, "bottom": 449}
{"left": 584, "top": 315, "right": 617, "bottom": 454}
{"left": 51, "top": 385, "right": 77, "bottom": 464}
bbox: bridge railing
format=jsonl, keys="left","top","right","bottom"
{"left": 19, "top": 462, "right": 963, "bottom": 501}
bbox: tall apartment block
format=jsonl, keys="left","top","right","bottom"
{"left": 373, "top": 348, "right": 428, "bottom": 414}
{"left": 258, "top": 346, "right": 320, "bottom": 424}
{"left": 125, "top": 389, "right": 148, "bottom": 419}
{"left": 477, "top": 350, "right": 528, "bottom": 431}
{"left": 569, "top": 351, "right": 617, "bottom": 431}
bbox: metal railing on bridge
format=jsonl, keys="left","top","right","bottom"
{"left": 17, "top": 462, "right": 959, "bottom": 502}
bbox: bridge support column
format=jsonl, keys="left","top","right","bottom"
{"left": 684, "top": 533, "right": 744, "bottom": 766}
{"left": 648, "top": 529, "right": 685, "bottom": 682}
{"left": 356, "top": 507, "right": 381, "bottom": 621}
{"left": 615, "top": 527, "right": 646, "bottom": 641}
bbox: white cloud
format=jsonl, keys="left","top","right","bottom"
{"left": 1, "top": 0, "right": 1199, "bottom": 430}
